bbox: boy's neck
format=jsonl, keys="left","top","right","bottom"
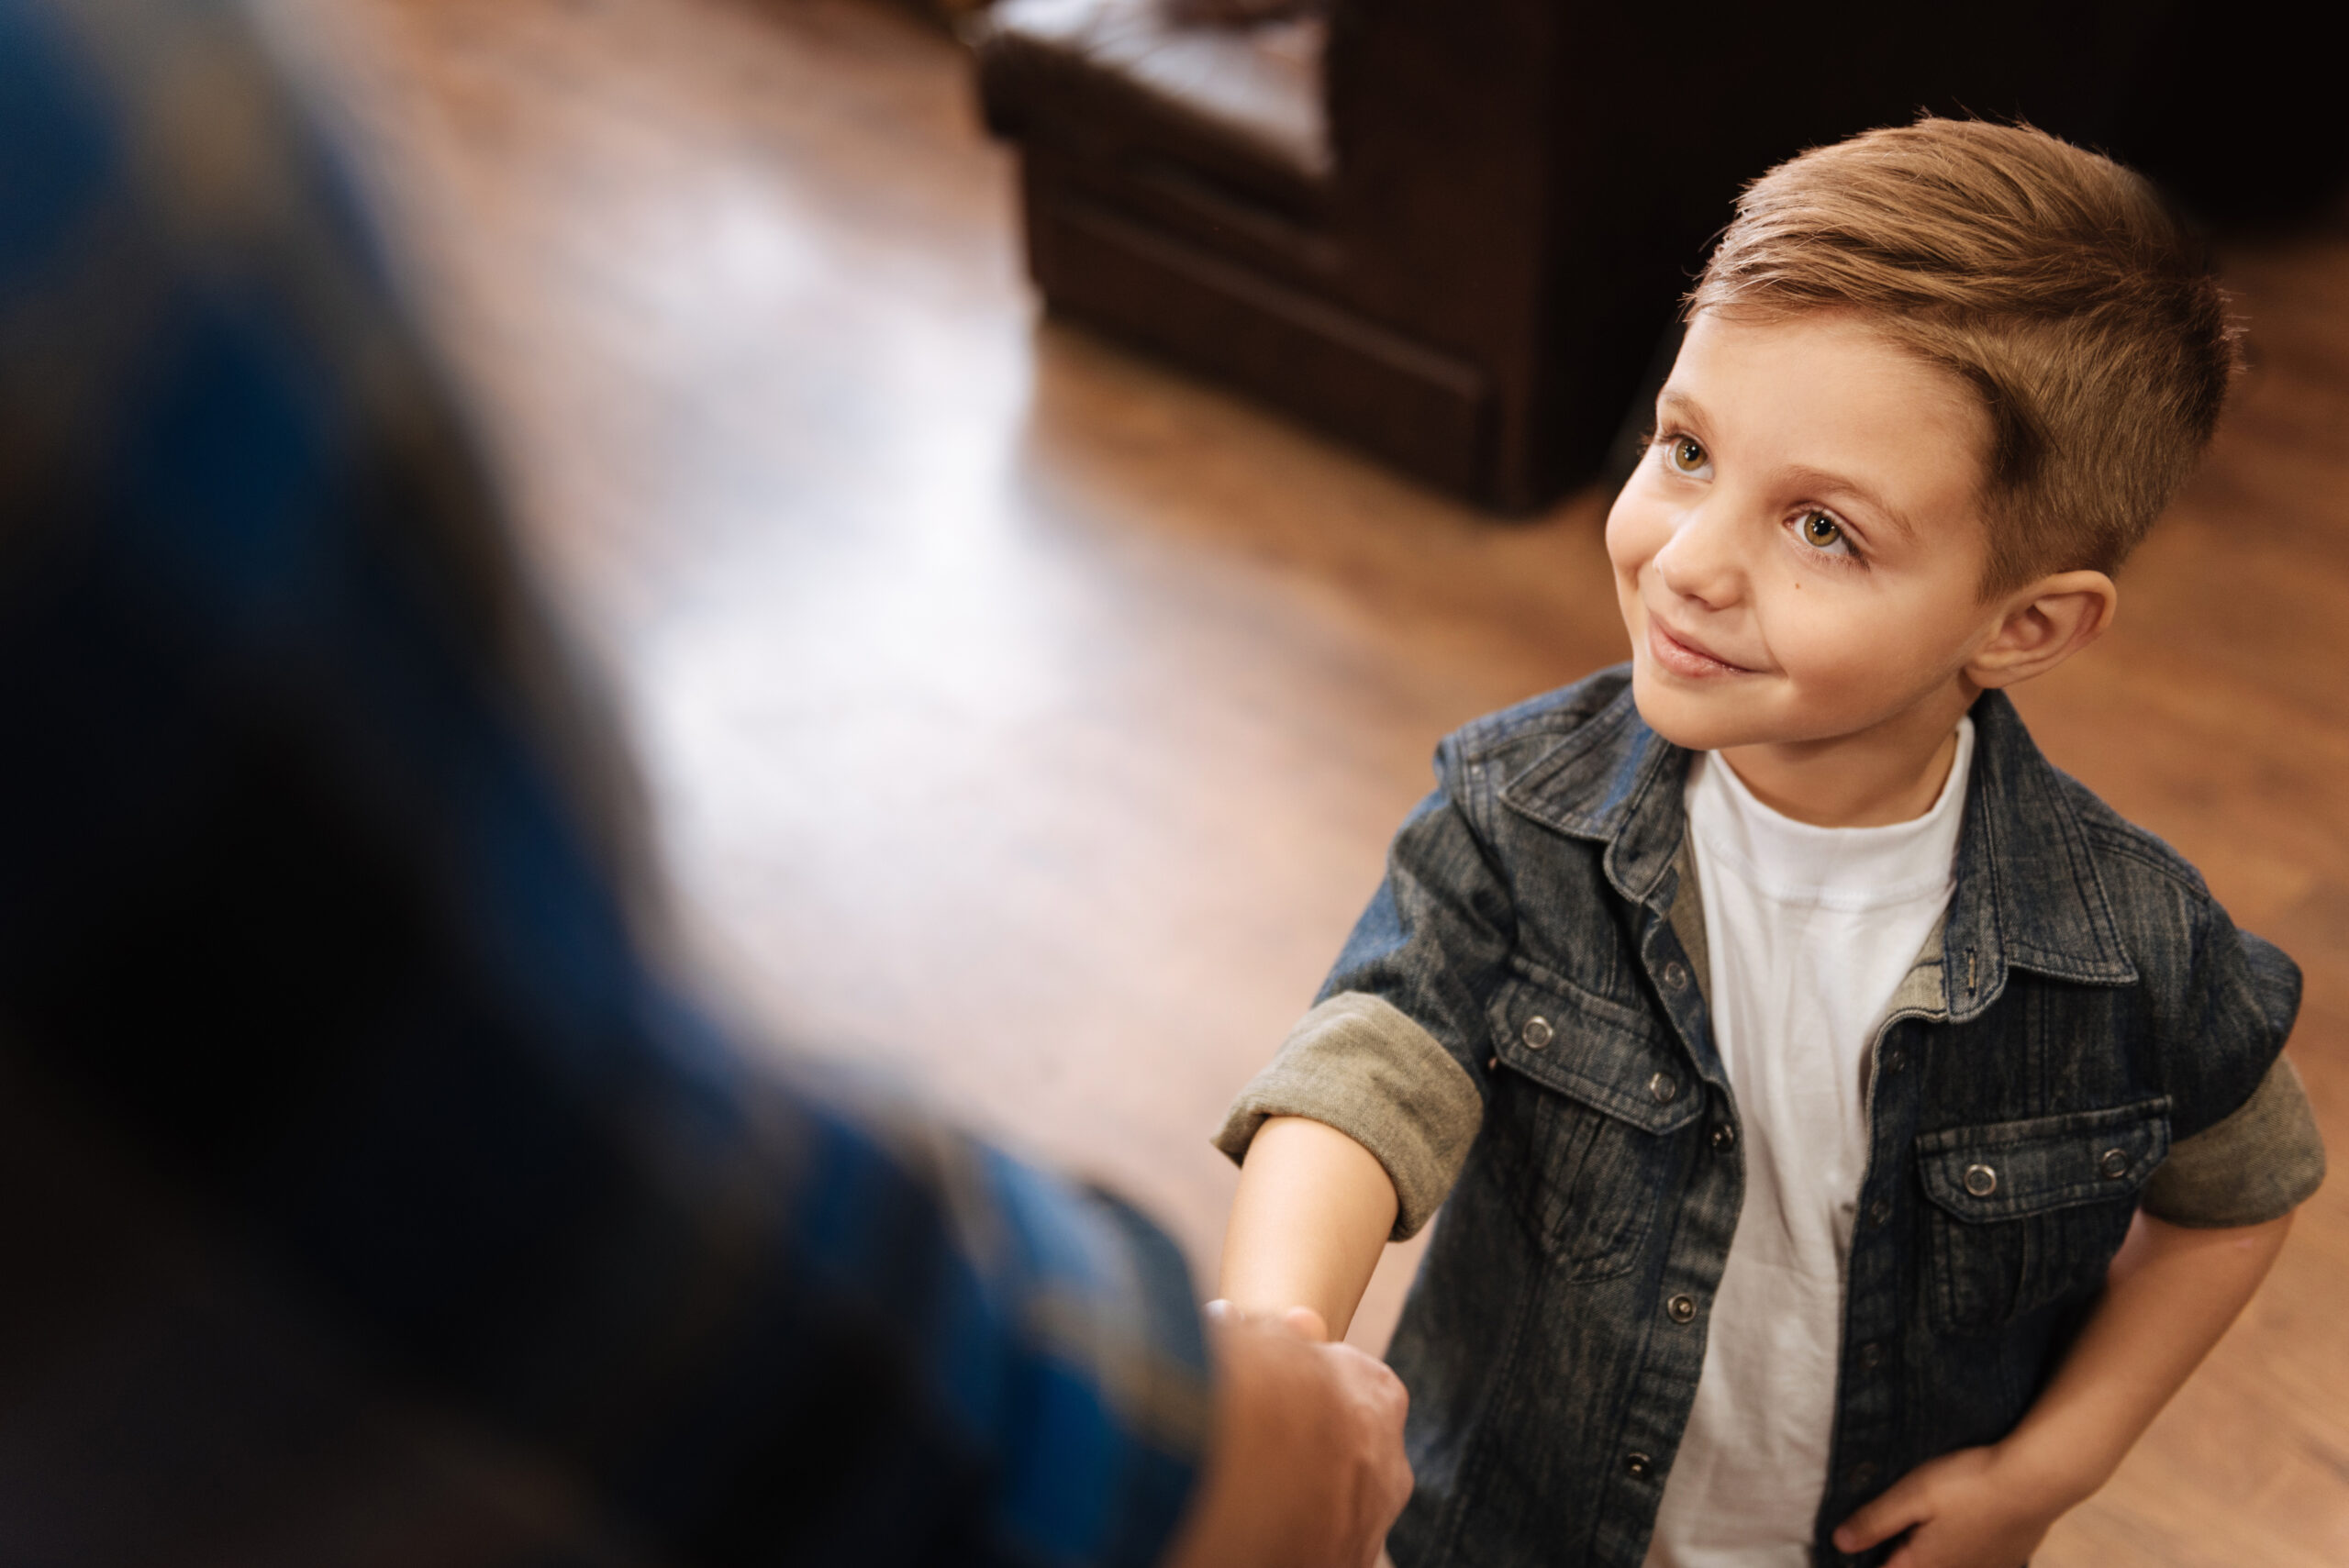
{"left": 1716, "top": 683, "right": 1977, "bottom": 828}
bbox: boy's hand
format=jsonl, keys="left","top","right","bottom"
{"left": 1831, "top": 1443, "right": 2077, "bottom": 1568}
{"left": 1834, "top": 1209, "right": 2295, "bottom": 1568}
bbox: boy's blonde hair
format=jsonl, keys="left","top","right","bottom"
{"left": 1687, "top": 117, "right": 2239, "bottom": 595}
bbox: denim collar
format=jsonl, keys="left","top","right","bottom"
{"left": 1497, "top": 682, "right": 2138, "bottom": 1023}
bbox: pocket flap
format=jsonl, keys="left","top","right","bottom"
{"left": 1917, "top": 1099, "right": 2172, "bottom": 1222}
{"left": 1487, "top": 965, "right": 1703, "bottom": 1137}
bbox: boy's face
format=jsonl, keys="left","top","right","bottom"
{"left": 1607, "top": 310, "right": 2011, "bottom": 756}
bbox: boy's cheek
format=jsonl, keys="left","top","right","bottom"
{"left": 1604, "top": 502, "right": 1661, "bottom": 629}
{"left": 1610, "top": 572, "right": 1647, "bottom": 647}
{"left": 1601, "top": 487, "right": 1654, "bottom": 575}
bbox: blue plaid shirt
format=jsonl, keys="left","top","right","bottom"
{"left": 0, "top": 2, "right": 1208, "bottom": 1562}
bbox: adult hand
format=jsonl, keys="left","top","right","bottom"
{"left": 1831, "top": 1442, "right": 2078, "bottom": 1568}
{"left": 1161, "top": 1301, "right": 1412, "bottom": 1568}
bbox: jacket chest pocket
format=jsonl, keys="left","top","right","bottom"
{"left": 1484, "top": 968, "right": 1701, "bottom": 1282}
{"left": 1916, "top": 1099, "right": 2170, "bottom": 1335}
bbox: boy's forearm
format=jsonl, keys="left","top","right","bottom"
{"left": 1219, "top": 1117, "right": 1399, "bottom": 1341}
{"left": 1997, "top": 1208, "right": 2292, "bottom": 1504}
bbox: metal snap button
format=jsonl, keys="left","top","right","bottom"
{"left": 1867, "top": 1196, "right": 1893, "bottom": 1228}
{"left": 1857, "top": 1340, "right": 1886, "bottom": 1372}
{"left": 1881, "top": 1046, "right": 1907, "bottom": 1073}
{"left": 1521, "top": 1015, "right": 1553, "bottom": 1050}
{"left": 2098, "top": 1147, "right": 2130, "bottom": 1180}
{"left": 1662, "top": 960, "right": 1689, "bottom": 992}
{"left": 1710, "top": 1123, "right": 1736, "bottom": 1152}
{"left": 1648, "top": 1072, "right": 1679, "bottom": 1104}
{"left": 1666, "top": 1293, "right": 1698, "bottom": 1324}
{"left": 1625, "top": 1451, "right": 1653, "bottom": 1479}
{"left": 1963, "top": 1162, "right": 1998, "bottom": 1198}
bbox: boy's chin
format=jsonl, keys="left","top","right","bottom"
{"left": 1629, "top": 667, "right": 1772, "bottom": 754}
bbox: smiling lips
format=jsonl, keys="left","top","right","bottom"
{"left": 1647, "top": 615, "right": 1755, "bottom": 678}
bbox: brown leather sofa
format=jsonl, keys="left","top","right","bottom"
{"left": 976, "top": 0, "right": 1600, "bottom": 511}
{"left": 976, "top": 0, "right": 2345, "bottom": 514}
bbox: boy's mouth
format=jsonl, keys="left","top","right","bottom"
{"left": 1647, "top": 616, "right": 1754, "bottom": 678}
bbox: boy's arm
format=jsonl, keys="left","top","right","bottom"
{"left": 1219, "top": 1117, "right": 1402, "bottom": 1341}
{"left": 1213, "top": 761, "right": 1519, "bottom": 1341}
{"left": 1834, "top": 1207, "right": 2293, "bottom": 1568}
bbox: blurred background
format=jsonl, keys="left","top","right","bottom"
{"left": 272, "top": 0, "right": 2346, "bottom": 1561}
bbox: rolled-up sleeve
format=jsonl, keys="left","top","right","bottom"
{"left": 2143, "top": 1054, "right": 2326, "bottom": 1227}
{"left": 1214, "top": 992, "right": 1483, "bottom": 1238}
{"left": 1214, "top": 749, "right": 1517, "bottom": 1238}
{"left": 2143, "top": 919, "right": 2325, "bottom": 1229}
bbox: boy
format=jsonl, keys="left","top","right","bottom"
{"left": 1209, "top": 119, "right": 2325, "bottom": 1568}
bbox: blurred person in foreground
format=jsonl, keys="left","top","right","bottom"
{"left": 0, "top": 0, "right": 1408, "bottom": 1562}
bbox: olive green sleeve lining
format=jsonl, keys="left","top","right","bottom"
{"left": 2143, "top": 1055, "right": 2326, "bottom": 1228}
{"left": 1211, "top": 992, "right": 1484, "bottom": 1240}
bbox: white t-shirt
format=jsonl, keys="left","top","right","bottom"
{"left": 1642, "top": 718, "right": 1975, "bottom": 1568}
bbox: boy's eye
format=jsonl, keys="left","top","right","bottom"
{"left": 1664, "top": 436, "right": 1708, "bottom": 474}
{"left": 1795, "top": 509, "right": 1852, "bottom": 555}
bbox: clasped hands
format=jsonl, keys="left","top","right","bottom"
{"left": 1163, "top": 1298, "right": 1414, "bottom": 1568}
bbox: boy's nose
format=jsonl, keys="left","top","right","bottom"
{"left": 1653, "top": 506, "right": 1743, "bottom": 608}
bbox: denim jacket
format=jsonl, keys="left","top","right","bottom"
{"left": 1217, "top": 667, "right": 2321, "bottom": 1568}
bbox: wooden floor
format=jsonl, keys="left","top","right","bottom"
{"left": 288, "top": 0, "right": 2349, "bottom": 1560}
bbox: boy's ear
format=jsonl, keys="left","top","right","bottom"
{"left": 1966, "top": 570, "right": 2118, "bottom": 689}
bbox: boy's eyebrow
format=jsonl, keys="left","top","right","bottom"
{"left": 1777, "top": 465, "right": 1921, "bottom": 541}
